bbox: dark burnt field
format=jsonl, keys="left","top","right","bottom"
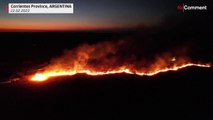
{"left": 0, "top": 66, "right": 212, "bottom": 119}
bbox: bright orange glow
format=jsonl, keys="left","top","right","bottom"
{"left": 29, "top": 41, "right": 211, "bottom": 82}
{"left": 0, "top": 19, "right": 125, "bottom": 31}
{"left": 30, "top": 63, "right": 211, "bottom": 82}
{"left": 31, "top": 74, "right": 48, "bottom": 82}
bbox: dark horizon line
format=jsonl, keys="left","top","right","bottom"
{"left": 0, "top": 26, "right": 149, "bottom": 33}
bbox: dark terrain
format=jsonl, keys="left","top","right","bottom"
{"left": 0, "top": 28, "right": 212, "bottom": 119}
{"left": 0, "top": 67, "right": 212, "bottom": 119}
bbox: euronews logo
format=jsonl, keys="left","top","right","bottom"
{"left": 177, "top": 3, "right": 207, "bottom": 12}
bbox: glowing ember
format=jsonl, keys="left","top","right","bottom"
{"left": 30, "top": 63, "right": 211, "bottom": 82}
{"left": 31, "top": 74, "right": 48, "bottom": 82}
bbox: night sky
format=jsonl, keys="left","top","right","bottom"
{"left": 0, "top": 0, "right": 180, "bottom": 31}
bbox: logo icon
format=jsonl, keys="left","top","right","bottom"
{"left": 177, "top": 3, "right": 207, "bottom": 12}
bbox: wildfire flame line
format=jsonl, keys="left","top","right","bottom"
{"left": 30, "top": 63, "right": 211, "bottom": 82}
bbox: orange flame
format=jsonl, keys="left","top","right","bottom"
{"left": 29, "top": 41, "right": 211, "bottom": 82}
{"left": 31, "top": 74, "right": 48, "bottom": 82}
{"left": 30, "top": 63, "right": 211, "bottom": 82}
